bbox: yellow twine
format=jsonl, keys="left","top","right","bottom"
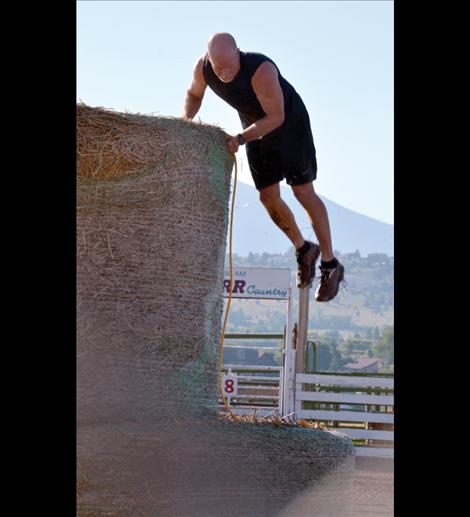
{"left": 217, "top": 154, "right": 238, "bottom": 419}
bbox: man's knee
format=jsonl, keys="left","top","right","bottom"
{"left": 292, "top": 182, "right": 315, "bottom": 203}
{"left": 260, "top": 197, "right": 290, "bottom": 229}
{"left": 259, "top": 188, "right": 281, "bottom": 211}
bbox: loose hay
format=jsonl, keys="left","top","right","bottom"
{"left": 77, "top": 103, "right": 227, "bottom": 181}
{"left": 77, "top": 104, "right": 354, "bottom": 517}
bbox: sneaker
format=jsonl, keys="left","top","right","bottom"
{"left": 295, "top": 241, "right": 321, "bottom": 288}
{"left": 315, "top": 260, "right": 345, "bottom": 302}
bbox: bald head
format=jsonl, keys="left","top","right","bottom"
{"left": 207, "top": 33, "right": 240, "bottom": 83}
{"left": 207, "top": 32, "right": 238, "bottom": 57}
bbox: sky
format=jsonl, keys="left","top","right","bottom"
{"left": 77, "top": 1, "right": 393, "bottom": 225}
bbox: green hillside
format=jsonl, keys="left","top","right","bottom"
{"left": 223, "top": 248, "right": 394, "bottom": 372}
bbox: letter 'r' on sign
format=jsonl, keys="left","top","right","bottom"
{"left": 223, "top": 280, "right": 246, "bottom": 294}
{"left": 233, "top": 280, "right": 246, "bottom": 293}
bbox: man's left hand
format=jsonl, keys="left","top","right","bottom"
{"left": 226, "top": 135, "right": 240, "bottom": 154}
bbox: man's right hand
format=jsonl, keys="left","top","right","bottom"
{"left": 226, "top": 135, "right": 240, "bottom": 154}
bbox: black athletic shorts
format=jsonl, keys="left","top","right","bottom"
{"left": 245, "top": 108, "right": 318, "bottom": 191}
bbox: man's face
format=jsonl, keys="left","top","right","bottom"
{"left": 209, "top": 49, "right": 240, "bottom": 83}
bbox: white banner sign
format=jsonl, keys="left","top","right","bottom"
{"left": 223, "top": 267, "right": 291, "bottom": 300}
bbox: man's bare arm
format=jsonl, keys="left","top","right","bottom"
{"left": 182, "top": 56, "right": 207, "bottom": 120}
{"left": 240, "top": 62, "right": 285, "bottom": 142}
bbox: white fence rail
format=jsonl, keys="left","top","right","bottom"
{"left": 217, "top": 367, "right": 394, "bottom": 458}
{"left": 295, "top": 372, "right": 394, "bottom": 458}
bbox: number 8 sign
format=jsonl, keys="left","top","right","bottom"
{"left": 222, "top": 374, "right": 238, "bottom": 397}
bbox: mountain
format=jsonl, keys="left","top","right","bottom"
{"left": 228, "top": 181, "right": 393, "bottom": 256}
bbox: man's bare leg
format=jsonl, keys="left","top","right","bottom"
{"left": 290, "top": 181, "right": 345, "bottom": 301}
{"left": 291, "top": 182, "right": 334, "bottom": 262}
{"left": 258, "top": 182, "right": 305, "bottom": 248}
{"left": 259, "top": 182, "right": 322, "bottom": 288}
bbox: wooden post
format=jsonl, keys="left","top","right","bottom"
{"left": 295, "top": 287, "right": 310, "bottom": 373}
{"left": 292, "top": 286, "right": 310, "bottom": 419}
{"left": 282, "top": 285, "right": 296, "bottom": 417}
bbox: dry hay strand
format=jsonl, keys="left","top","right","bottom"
{"left": 218, "top": 411, "right": 326, "bottom": 430}
{"left": 77, "top": 102, "right": 229, "bottom": 181}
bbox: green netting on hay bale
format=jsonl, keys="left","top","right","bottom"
{"left": 77, "top": 104, "right": 354, "bottom": 517}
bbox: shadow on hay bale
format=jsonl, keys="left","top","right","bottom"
{"left": 76, "top": 104, "right": 354, "bottom": 517}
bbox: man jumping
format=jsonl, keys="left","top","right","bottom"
{"left": 182, "top": 32, "right": 344, "bottom": 302}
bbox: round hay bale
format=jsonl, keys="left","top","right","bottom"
{"left": 76, "top": 104, "right": 354, "bottom": 517}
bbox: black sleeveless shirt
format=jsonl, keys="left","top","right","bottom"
{"left": 202, "top": 51, "right": 317, "bottom": 186}
{"left": 202, "top": 51, "right": 314, "bottom": 145}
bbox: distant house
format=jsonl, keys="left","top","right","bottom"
{"left": 342, "top": 356, "right": 379, "bottom": 373}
